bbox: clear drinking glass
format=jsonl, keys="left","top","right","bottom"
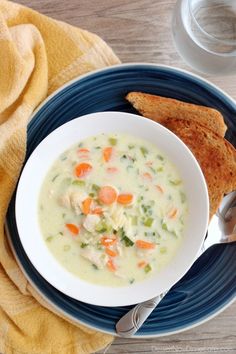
{"left": 172, "top": 0, "right": 236, "bottom": 75}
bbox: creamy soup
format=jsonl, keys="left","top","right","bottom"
{"left": 38, "top": 133, "right": 188, "bottom": 286}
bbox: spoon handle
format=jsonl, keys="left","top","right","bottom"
{"left": 116, "top": 293, "right": 166, "bottom": 337}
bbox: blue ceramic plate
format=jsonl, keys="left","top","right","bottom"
{"left": 7, "top": 64, "right": 236, "bottom": 337}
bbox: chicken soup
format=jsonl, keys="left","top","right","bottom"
{"left": 38, "top": 133, "right": 188, "bottom": 286}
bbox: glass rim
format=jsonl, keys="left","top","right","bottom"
{"left": 188, "top": 0, "right": 236, "bottom": 46}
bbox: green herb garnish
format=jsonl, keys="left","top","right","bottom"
{"left": 92, "top": 264, "right": 98, "bottom": 270}
{"left": 140, "top": 146, "right": 148, "bottom": 157}
{"left": 156, "top": 155, "right": 164, "bottom": 161}
{"left": 119, "top": 228, "right": 134, "bottom": 247}
{"left": 80, "top": 243, "right": 88, "bottom": 248}
{"left": 122, "top": 235, "right": 134, "bottom": 247}
{"left": 52, "top": 174, "right": 59, "bottom": 182}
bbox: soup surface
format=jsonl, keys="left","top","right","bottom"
{"left": 39, "top": 133, "right": 188, "bottom": 286}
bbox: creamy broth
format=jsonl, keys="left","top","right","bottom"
{"left": 39, "top": 133, "right": 188, "bottom": 286}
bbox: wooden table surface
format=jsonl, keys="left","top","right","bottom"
{"left": 17, "top": 0, "right": 236, "bottom": 353}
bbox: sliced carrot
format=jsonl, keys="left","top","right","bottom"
{"left": 167, "top": 207, "right": 178, "bottom": 219}
{"left": 107, "top": 259, "right": 117, "bottom": 272}
{"left": 98, "top": 186, "right": 117, "bottom": 205}
{"left": 117, "top": 193, "right": 133, "bottom": 205}
{"left": 103, "top": 147, "right": 113, "bottom": 162}
{"left": 101, "top": 236, "right": 117, "bottom": 247}
{"left": 142, "top": 172, "right": 152, "bottom": 181}
{"left": 155, "top": 185, "right": 164, "bottom": 193}
{"left": 66, "top": 223, "right": 80, "bottom": 235}
{"left": 106, "top": 167, "right": 118, "bottom": 173}
{"left": 91, "top": 207, "right": 103, "bottom": 215}
{"left": 105, "top": 248, "right": 118, "bottom": 257}
{"left": 82, "top": 197, "right": 92, "bottom": 215}
{"left": 138, "top": 260, "right": 147, "bottom": 268}
{"left": 135, "top": 240, "right": 156, "bottom": 249}
{"left": 75, "top": 163, "right": 92, "bottom": 178}
{"left": 78, "top": 148, "right": 90, "bottom": 153}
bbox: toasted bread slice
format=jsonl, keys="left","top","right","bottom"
{"left": 126, "top": 92, "right": 227, "bottom": 137}
{"left": 162, "top": 118, "right": 236, "bottom": 219}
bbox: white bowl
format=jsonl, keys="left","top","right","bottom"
{"left": 15, "top": 111, "right": 209, "bottom": 307}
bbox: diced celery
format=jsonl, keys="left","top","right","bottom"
{"left": 169, "top": 179, "right": 181, "bottom": 186}
{"left": 160, "top": 247, "right": 167, "bottom": 254}
{"left": 72, "top": 180, "right": 85, "bottom": 186}
{"left": 144, "top": 218, "right": 154, "bottom": 227}
{"left": 95, "top": 221, "right": 109, "bottom": 233}
{"left": 63, "top": 245, "right": 71, "bottom": 251}
{"left": 46, "top": 236, "right": 53, "bottom": 242}
{"left": 161, "top": 222, "right": 168, "bottom": 231}
{"left": 144, "top": 264, "right": 152, "bottom": 273}
{"left": 131, "top": 216, "right": 138, "bottom": 226}
{"left": 109, "top": 137, "right": 117, "bottom": 146}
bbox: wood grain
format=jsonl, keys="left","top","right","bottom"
{"left": 14, "top": 1, "right": 236, "bottom": 353}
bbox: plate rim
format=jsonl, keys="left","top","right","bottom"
{"left": 7, "top": 62, "right": 236, "bottom": 337}
{"left": 30, "top": 63, "right": 236, "bottom": 125}
{"left": 5, "top": 220, "right": 236, "bottom": 338}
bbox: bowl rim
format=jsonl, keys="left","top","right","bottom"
{"left": 15, "top": 110, "right": 209, "bottom": 307}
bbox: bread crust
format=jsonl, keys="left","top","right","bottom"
{"left": 126, "top": 92, "right": 227, "bottom": 137}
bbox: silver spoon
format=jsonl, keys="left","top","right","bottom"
{"left": 116, "top": 191, "right": 236, "bottom": 337}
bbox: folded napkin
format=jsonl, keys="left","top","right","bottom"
{"left": 0, "top": 0, "right": 120, "bottom": 352}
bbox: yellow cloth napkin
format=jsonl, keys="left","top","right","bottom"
{"left": 0, "top": 0, "right": 120, "bottom": 353}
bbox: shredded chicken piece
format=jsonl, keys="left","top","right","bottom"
{"left": 58, "top": 191, "right": 87, "bottom": 215}
{"left": 58, "top": 193, "right": 71, "bottom": 209}
{"left": 104, "top": 205, "right": 126, "bottom": 231}
{"left": 81, "top": 248, "right": 105, "bottom": 269}
{"left": 70, "top": 192, "right": 86, "bottom": 215}
{"left": 83, "top": 214, "right": 100, "bottom": 233}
